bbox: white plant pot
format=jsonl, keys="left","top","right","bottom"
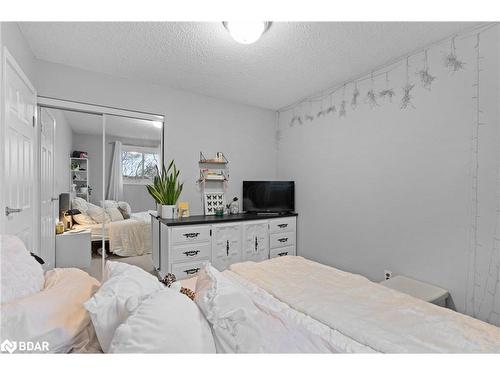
{"left": 161, "top": 204, "right": 176, "bottom": 219}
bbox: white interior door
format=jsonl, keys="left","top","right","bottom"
{"left": 40, "top": 107, "right": 56, "bottom": 268}
{"left": 1, "top": 48, "right": 37, "bottom": 251}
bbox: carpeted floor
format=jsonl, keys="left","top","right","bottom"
{"left": 84, "top": 253, "right": 155, "bottom": 280}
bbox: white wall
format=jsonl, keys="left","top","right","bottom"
{"left": 277, "top": 27, "right": 500, "bottom": 324}
{"left": 35, "top": 61, "right": 278, "bottom": 215}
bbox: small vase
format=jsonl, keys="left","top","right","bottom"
{"left": 161, "top": 204, "right": 176, "bottom": 219}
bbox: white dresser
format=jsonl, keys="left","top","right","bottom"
{"left": 151, "top": 213, "right": 297, "bottom": 280}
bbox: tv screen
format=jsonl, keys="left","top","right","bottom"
{"left": 243, "top": 181, "right": 295, "bottom": 213}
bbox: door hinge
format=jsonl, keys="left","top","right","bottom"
{"left": 32, "top": 116, "right": 36, "bottom": 128}
{"left": 210, "top": 229, "right": 212, "bottom": 236}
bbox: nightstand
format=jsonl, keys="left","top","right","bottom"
{"left": 380, "top": 275, "right": 450, "bottom": 307}
{"left": 55, "top": 229, "right": 91, "bottom": 268}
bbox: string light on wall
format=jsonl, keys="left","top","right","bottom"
{"left": 445, "top": 36, "right": 465, "bottom": 72}
{"left": 401, "top": 57, "right": 415, "bottom": 110}
{"left": 281, "top": 23, "right": 495, "bottom": 128}
{"left": 417, "top": 50, "right": 436, "bottom": 90}
{"left": 379, "top": 72, "right": 395, "bottom": 101}
{"left": 365, "top": 72, "right": 379, "bottom": 108}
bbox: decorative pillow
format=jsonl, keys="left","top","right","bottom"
{"left": 87, "top": 207, "right": 111, "bottom": 224}
{"left": 101, "top": 200, "right": 119, "bottom": 210}
{"left": 106, "top": 207, "right": 124, "bottom": 222}
{"left": 73, "top": 213, "right": 97, "bottom": 226}
{"left": 160, "top": 273, "right": 195, "bottom": 300}
{"left": 117, "top": 201, "right": 132, "bottom": 215}
{"left": 108, "top": 289, "right": 216, "bottom": 353}
{"left": 0, "top": 235, "right": 45, "bottom": 304}
{"left": 194, "top": 263, "right": 263, "bottom": 353}
{"left": 118, "top": 207, "right": 130, "bottom": 220}
{"left": 72, "top": 197, "right": 90, "bottom": 214}
{"left": 83, "top": 261, "right": 164, "bottom": 352}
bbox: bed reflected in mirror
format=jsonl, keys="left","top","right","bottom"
{"left": 101, "top": 115, "right": 162, "bottom": 268}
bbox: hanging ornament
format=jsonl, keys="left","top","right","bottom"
{"left": 316, "top": 97, "right": 325, "bottom": 118}
{"left": 289, "top": 107, "right": 297, "bottom": 127}
{"left": 305, "top": 101, "right": 314, "bottom": 122}
{"left": 401, "top": 57, "right": 415, "bottom": 110}
{"left": 365, "top": 72, "right": 379, "bottom": 108}
{"left": 444, "top": 37, "right": 465, "bottom": 72}
{"left": 379, "top": 71, "right": 395, "bottom": 101}
{"left": 339, "top": 100, "right": 347, "bottom": 117}
{"left": 351, "top": 82, "right": 360, "bottom": 110}
{"left": 326, "top": 94, "right": 336, "bottom": 115}
{"left": 417, "top": 49, "right": 436, "bottom": 90}
{"left": 339, "top": 85, "right": 347, "bottom": 117}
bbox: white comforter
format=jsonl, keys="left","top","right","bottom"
{"left": 74, "top": 211, "right": 152, "bottom": 257}
{"left": 230, "top": 256, "right": 500, "bottom": 353}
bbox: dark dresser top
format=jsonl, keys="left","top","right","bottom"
{"left": 152, "top": 212, "right": 298, "bottom": 226}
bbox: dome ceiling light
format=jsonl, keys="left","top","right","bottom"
{"left": 222, "top": 22, "right": 272, "bottom": 44}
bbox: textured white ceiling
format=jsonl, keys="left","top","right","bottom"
{"left": 19, "top": 22, "right": 477, "bottom": 110}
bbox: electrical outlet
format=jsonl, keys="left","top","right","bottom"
{"left": 384, "top": 270, "right": 393, "bottom": 280}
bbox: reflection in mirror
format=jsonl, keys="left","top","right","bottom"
{"left": 45, "top": 108, "right": 104, "bottom": 277}
{"left": 103, "top": 115, "right": 162, "bottom": 264}
{"left": 45, "top": 107, "right": 163, "bottom": 280}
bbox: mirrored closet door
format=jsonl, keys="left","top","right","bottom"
{"left": 38, "top": 98, "right": 164, "bottom": 280}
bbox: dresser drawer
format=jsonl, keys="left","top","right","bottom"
{"left": 171, "top": 242, "right": 211, "bottom": 263}
{"left": 270, "top": 231, "right": 295, "bottom": 249}
{"left": 171, "top": 226, "right": 210, "bottom": 245}
{"left": 171, "top": 260, "right": 207, "bottom": 280}
{"left": 269, "top": 217, "right": 296, "bottom": 233}
{"left": 270, "top": 246, "right": 296, "bottom": 259}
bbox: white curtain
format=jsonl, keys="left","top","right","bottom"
{"left": 107, "top": 141, "right": 123, "bottom": 201}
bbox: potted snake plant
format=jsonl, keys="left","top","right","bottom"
{"left": 146, "top": 160, "right": 184, "bottom": 219}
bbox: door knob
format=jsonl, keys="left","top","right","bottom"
{"left": 5, "top": 207, "right": 22, "bottom": 216}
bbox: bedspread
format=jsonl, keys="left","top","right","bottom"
{"left": 230, "top": 256, "right": 500, "bottom": 353}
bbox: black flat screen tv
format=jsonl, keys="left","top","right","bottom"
{"left": 243, "top": 181, "right": 295, "bottom": 213}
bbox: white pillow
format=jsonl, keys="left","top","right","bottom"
{"left": 1, "top": 268, "right": 100, "bottom": 353}
{"left": 73, "top": 213, "right": 97, "bottom": 226}
{"left": 117, "top": 201, "right": 132, "bottom": 215}
{"left": 194, "top": 263, "right": 263, "bottom": 353}
{"left": 101, "top": 200, "right": 119, "bottom": 209}
{"left": 109, "top": 289, "right": 216, "bottom": 353}
{"left": 106, "top": 207, "right": 124, "bottom": 222}
{"left": 83, "top": 261, "right": 164, "bottom": 352}
{"left": 87, "top": 207, "right": 111, "bottom": 224}
{"left": 0, "top": 235, "right": 45, "bottom": 304}
{"left": 72, "top": 197, "right": 89, "bottom": 214}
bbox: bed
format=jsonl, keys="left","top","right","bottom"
{"left": 3, "top": 232, "right": 499, "bottom": 353}
{"left": 71, "top": 198, "right": 153, "bottom": 257}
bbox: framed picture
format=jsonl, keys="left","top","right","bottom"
{"left": 204, "top": 192, "right": 225, "bottom": 215}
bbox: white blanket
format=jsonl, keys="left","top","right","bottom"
{"left": 74, "top": 211, "right": 152, "bottom": 256}
{"left": 230, "top": 256, "right": 500, "bottom": 353}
